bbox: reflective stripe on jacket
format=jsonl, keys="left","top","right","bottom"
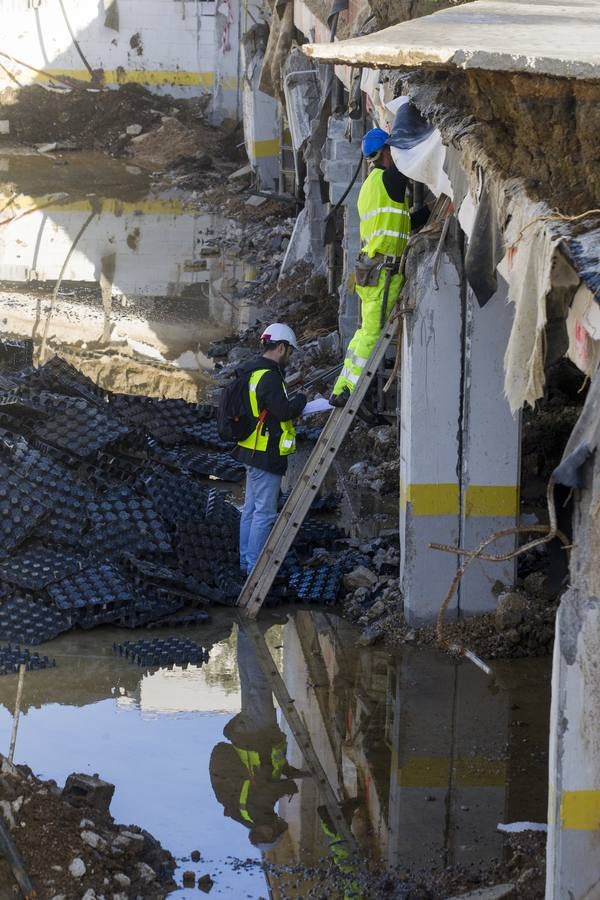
{"left": 358, "top": 167, "right": 411, "bottom": 259}
{"left": 237, "top": 368, "right": 296, "bottom": 457}
{"left": 234, "top": 740, "right": 288, "bottom": 825}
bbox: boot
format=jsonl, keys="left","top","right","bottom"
{"left": 329, "top": 386, "right": 351, "bottom": 408}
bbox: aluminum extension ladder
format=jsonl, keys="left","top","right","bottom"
{"left": 238, "top": 312, "right": 399, "bottom": 619}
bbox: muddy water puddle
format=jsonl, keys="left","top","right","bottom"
{"left": 0, "top": 611, "right": 550, "bottom": 897}
{"left": 0, "top": 151, "right": 257, "bottom": 398}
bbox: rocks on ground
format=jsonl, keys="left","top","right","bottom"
{"left": 338, "top": 535, "right": 559, "bottom": 659}
{"left": 0, "top": 762, "right": 175, "bottom": 898}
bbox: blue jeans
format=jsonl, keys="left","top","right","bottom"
{"left": 239, "top": 465, "right": 282, "bottom": 573}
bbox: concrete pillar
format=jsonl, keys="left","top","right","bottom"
{"left": 400, "top": 238, "right": 463, "bottom": 625}
{"left": 400, "top": 238, "right": 521, "bottom": 624}
{"left": 546, "top": 428, "right": 600, "bottom": 898}
{"left": 459, "top": 282, "right": 521, "bottom": 614}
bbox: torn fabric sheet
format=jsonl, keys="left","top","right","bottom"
{"left": 503, "top": 215, "right": 578, "bottom": 413}
{"left": 553, "top": 363, "right": 600, "bottom": 489}
{"left": 566, "top": 283, "right": 600, "bottom": 378}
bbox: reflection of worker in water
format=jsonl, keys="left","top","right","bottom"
{"left": 318, "top": 802, "right": 363, "bottom": 900}
{"left": 209, "top": 627, "right": 302, "bottom": 849}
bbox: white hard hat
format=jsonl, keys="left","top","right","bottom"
{"left": 260, "top": 323, "right": 299, "bottom": 350}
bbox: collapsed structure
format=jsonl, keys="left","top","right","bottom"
{"left": 1, "top": 0, "right": 600, "bottom": 897}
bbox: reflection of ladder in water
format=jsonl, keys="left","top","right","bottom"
{"left": 238, "top": 314, "right": 399, "bottom": 619}
{"left": 240, "top": 619, "right": 358, "bottom": 852}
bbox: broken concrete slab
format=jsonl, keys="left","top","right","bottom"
{"left": 62, "top": 773, "right": 115, "bottom": 814}
{"left": 229, "top": 163, "right": 253, "bottom": 180}
{"left": 303, "top": 0, "right": 600, "bottom": 81}
{"left": 245, "top": 194, "right": 267, "bottom": 207}
{"left": 445, "top": 885, "right": 516, "bottom": 900}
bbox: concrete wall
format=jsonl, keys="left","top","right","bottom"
{"left": 0, "top": 0, "right": 243, "bottom": 122}
{"left": 546, "top": 379, "right": 600, "bottom": 898}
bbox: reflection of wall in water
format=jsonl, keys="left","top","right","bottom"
{"left": 388, "top": 649, "right": 508, "bottom": 870}
{"left": 0, "top": 197, "right": 219, "bottom": 299}
{"left": 274, "top": 618, "right": 537, "bottom": 874}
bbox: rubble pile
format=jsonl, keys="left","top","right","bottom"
{"left": 337, "top": 534, "right": 560, "bottom": 658}
{"left": 0, "top": 763, "right": 176, "bottom": 898}
{"left": 0, "top": 83, "right": 238, "bottom": 176}
{"left": 0, "top": 342, "right": 350, "bottom": 644}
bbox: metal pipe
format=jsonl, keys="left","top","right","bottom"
{"left": 8, "top": 665, "right": 25, "bottom": 764}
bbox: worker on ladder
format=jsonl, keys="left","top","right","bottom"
{"left": 330, "top": 128, "right": 428, "bottom": 407}
{"left": 209, "top": 627, "right": 304, "bottom": 849}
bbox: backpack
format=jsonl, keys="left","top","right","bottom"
{"left": 217, "top": 372, "right": 256, "bottom": 443}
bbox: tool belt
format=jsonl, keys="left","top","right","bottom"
{"left": 354, "top": 252, "right": 399, "bottom": 287}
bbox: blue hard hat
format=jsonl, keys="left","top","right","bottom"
{"left": 361, "top": 128, "right": 390, "bottom": 158}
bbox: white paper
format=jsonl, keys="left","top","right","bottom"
{"left": 302, "top": 398, "right": 333, "bottom": 416}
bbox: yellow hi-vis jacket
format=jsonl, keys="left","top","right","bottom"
{"left": 357, "top": 167, "right": 411, "bottom": 259}
{"left": 234, "top": 740, "right": 287, "bottom": 824}
{"left": 237, "top": 368, "right": 296, "bottom": 457}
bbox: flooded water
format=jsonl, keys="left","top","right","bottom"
{"left": 0, "top": 611, "right": 550, "bottom": 898}
{"left": 0, "top": 150, "right": 258, "bottom": 398}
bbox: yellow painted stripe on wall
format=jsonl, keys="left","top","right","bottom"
{"left": 400, "top": 483, "right": 519, "bottom": 517}
{"left": 561, "top": 790, "right": 600, "bottom": 830}
{"left": 3, "top": 195, "right": 193, "bottom": 216}
{"left": 465, "top": 485, "right": 520, "bottom": 517}
{"left": 397, "top": 755, "right": 506, "bottom": 788}
{"left": 400, "top": 482, "right": 460, "bottom": 516}
{"left": 252, "top": 138, "right": 279, "bottom": 159}
{"left": 34, "top": 69, "right": 215, "bottom": 87}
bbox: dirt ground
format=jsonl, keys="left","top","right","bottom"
{"left": 261, "top": 831, "right": 546, "bottom": 899}
{"left": 0, "top": 83, "right": 244, "bottom": 176}
{"left": 0, "top": 761, "right": 175, "bottom": 898}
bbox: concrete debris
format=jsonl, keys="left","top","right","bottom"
{"left": 445, "top": 885, "right": 516, "bottom": 900}
{"left": 69, "top": 858, "right": 86, "bottom": 878}
{"left": 81, "top": 829, "right": 108, "bottom": 851}
{"left": 136, "top": 861, "right": 157, "bottom": 882}
{"left": 245, "top": 194, "right": 267, "bottom": 206}
{"left": 495, "top": 590, "right": 528, "bottom": 630}
{"left": 343, "top": 565, "right": 379, "bottom": 590}
{"left": 198, "top": 873, "right": 215, "bottom": 892}
{"left": 0, "top": 762, "right": 174, "bottom": 896}
{"left": 63, "top": 774, "right": 115, "bottom": 814}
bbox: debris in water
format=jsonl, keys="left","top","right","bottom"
{"left": 113, "top": 637, "right": 210, "bottom": 668}
{"left": 0, "top": 645, "right": 55, "bottom": 675}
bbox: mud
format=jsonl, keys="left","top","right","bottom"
{"left": 0, "top": 612, "right": 549, "bottom": 899}
{"left": 0, "top": 84, "right": 222, "bottom": 166}
{"left": 0, "top": 762, "right": 175, "bottom": 898}
{"left": 405, "top": 67, "right": 600, "bottom": 215}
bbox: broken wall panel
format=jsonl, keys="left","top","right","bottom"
{"left": 0, "top": 0, "right": 242, "bottom": 123}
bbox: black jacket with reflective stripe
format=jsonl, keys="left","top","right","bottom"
{"left": 232, "top": 355, "right": 306, "bottom": 475}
